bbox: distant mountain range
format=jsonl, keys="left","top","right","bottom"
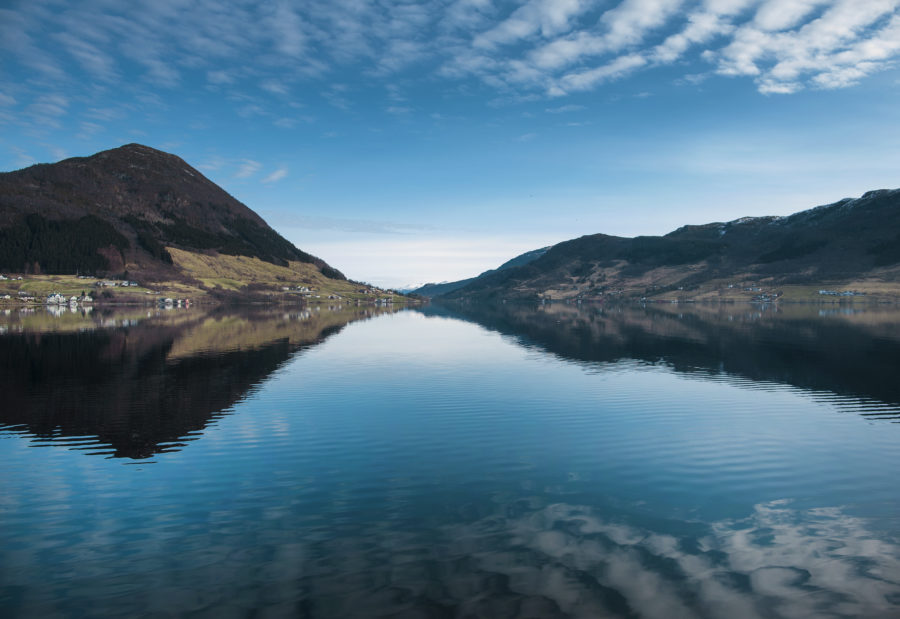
{"left": 0, "top": 144, "right": 344, "bottom": 281}
{"left": 428, "top": 189, "right": 900, "bottom": 301}
{"left": 411, "top": 246, "right": 549, "bottom": 297}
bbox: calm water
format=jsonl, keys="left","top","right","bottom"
{"left": 2, "top": 302, "right": 900, "bottom": 618}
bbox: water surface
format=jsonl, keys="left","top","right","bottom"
{"left": 1, "top": 302, "right": 899, "bottom": 617}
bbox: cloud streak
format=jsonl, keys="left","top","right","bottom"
{"left": 261, "top": 167, "right": 288, "bottom": 183}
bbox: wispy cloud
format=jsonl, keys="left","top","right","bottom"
{"left": 545, "top": 104, "right": 586, "bottom": 113}
{"left": 234, "top": 159, "right": 261, "bottom": 179}
{"left": 26, "top": 94, "right": 69, "bottom": 128}
{"left": 262, "top": 167, "right": 288, "bottom": 183}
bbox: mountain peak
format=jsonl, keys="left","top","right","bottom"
{"left": 0, "top": 144, "right": 345, "bottom": 281}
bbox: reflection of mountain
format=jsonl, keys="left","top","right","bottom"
{"left": 421, "top": 303, "right": 900, "bottom": 419}
{"left": 0, "top": 307, "right": 393, "bottom": 459}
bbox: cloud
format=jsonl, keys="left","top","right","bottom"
{"left": 0, "top": 93, "right": 16, "bottom": 106}
{"left": 279, "top": 215, "right": 435, "bottom": 235}
{"left": 26, "top": 94, "right": 69, "bottom": 128}
{"left": 261, "top": 167, "right": 288, "bottom": 183}
{"left": 262, "top": 1, "right": 308, "bottom": 58}
{"left": 207, "top": 70, "right": 235, "bottom": 85}
{"left": 53, "top": 31, "right": 118, "bottom": 81}
{"left": 553, "top": 53, "right": 648, "bottom": 94}
{"left": 712, "top": 0, "right": 900, "bottom": 93}
{"left": 545, "top": 104, "right": 585, "bottom": 113}
{"left": 474, "top": 0, "right": 594, "bottom": 49}
{"left": 3, "top": 0, "right": 900, "bottom": 134}
{"left": 260, "top": 79, "right": 289, "bottom": 95}
{"left": 76, "top": 121, "right": 104, "bottom": 140}
{"left": 234, "top": 159, "right": 261, "bottom": 179}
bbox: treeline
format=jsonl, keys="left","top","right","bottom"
{"left": 0, "top": 214, "right": 127, "bottom": 274}
{"left": 124, "top": 217, "right": 173, "bottom": 264}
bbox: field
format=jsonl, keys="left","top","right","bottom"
{"left": 0, "top": 247, "right": 414, "bottom": 306}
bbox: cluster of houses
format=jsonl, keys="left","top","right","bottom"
{"left": 45, "top": 292, "right": 93, "bottom": 306}
{"left": 279, "top": 284, "right": 397, "bottom": 306}
{"left": 281, "top": 285, "right": 324, "bottom": 298}
{"left": 752, "top": 292, "right": 781, "bottom": 303}
{"left": 818, "top": 289, "right": 866, "bottom": 297}
{"left": 0, "top": 275, "right": 23, "bottom": 281}
{"left": 94, "top": 280, "right": 140, "bottom": 288}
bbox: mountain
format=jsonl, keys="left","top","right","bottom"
{"left": 411, "top": 246, "right": 549, "bottom": 298}
{"left": 440, "top": 189, "right": 900, "bottom": 301}
{"left": 0, "top": 143, "right": 344, "bottom": 281}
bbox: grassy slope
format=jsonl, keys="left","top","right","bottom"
{"left": 0, "top": 248, "right": 410, "bottom": 304}
{"left": 166, "top": 248, "right": 404, "bottom": 301}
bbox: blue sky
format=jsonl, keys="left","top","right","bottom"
{"left": 2, "top": 0, "right": 900, "bottom": 287}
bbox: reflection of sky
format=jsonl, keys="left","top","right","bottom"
{"left": 2, "top": 311, "right": 900, "bottom": 616}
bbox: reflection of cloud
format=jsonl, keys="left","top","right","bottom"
{"left": 269, "top": 500, "right": 900, "bottom": 618}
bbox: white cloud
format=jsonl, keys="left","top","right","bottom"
{"left": 26, "top": 94, "right": 69, "bottom": 128}
{"left": 207, "top": 70, "right": 235, "bottom": 85}
{"left": 4, "top": 0, "right": 900, "bottom": 129}
{"left": 601, "top": 0, "right": 686, "bottom": 51}
{"left": 553, "top": 53, "right": 648, "bottom": 94}
{"left": 545, "top": 104, "right": 586, "bottom": 113}
{"left": 234, "top": 159, "right": 261, "bottom": 179}
{"left": 474, "top": 0, "right": 594, "bottom": 49}
{"left": 53, "top": 31, "right": 118, "bottom": 81}
{"left": 261, "top": 167, "right": 288, "bottom": 183}
{"left": 712, "top": 0, "right": 900, "bottom": 93}
{"left": 754, "top": 0, "right": 829, "bottom": 31}
{"left": 263, "top": 2, "right": 308, "bottom": 58}
{"left": 76, "top": 121, "right": 104, "bottom": 140}
{"left": 260, "top": 79, "right": 289, "bottom": 95}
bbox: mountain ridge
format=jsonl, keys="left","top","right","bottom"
{"left": 439, "top": 188, "right": 900, "bottom": 301}
{"left": 0, "top": 143, "right": 344, "bottom": 281}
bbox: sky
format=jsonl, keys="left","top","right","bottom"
{"left": 2, "top": 0, "right": 900, "bottom": 288}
